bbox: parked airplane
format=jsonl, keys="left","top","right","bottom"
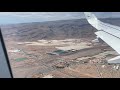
{"left": 84, "top": 12, "right": 120, "bottom": 63}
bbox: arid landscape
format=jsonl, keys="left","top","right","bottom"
{"left": 1, "top": 18, "right": 120, "bottom": 78}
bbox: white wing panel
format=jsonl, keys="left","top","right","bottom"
{"left": 98, "top": 20, "right": 120, "bottom": 39}
{"left": 95, "top": 31, "right": 120, "bottom": 54}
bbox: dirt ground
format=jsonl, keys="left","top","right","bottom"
{"left": 2, "top": 18, "right": 120, "bottom": 78}
{"left": 4, "top": 37, "right": 120, "bottom": 78}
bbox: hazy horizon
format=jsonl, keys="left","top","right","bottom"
{"left": 0, "top": 12, "right": 120, "bottom": 25}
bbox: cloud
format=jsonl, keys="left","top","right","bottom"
{"left": 0, "top": 12, "right": 83, "bottom": 19}
{"left": 0, "top": 12, "right": 84, "bottom": 25}
{"left": 0, "top": 12, "right": 120, "bottom": 25}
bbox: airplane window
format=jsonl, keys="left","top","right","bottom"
{"left": 1, "top": 12, "right": 120, "bottom": 78}
{"left": 0, "top": 29, "right": 13, "bottom": 78}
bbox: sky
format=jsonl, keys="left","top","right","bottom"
{"left": 0, "top": 12, "right": 120, "bottom": 25}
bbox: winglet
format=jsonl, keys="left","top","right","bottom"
{"left": 84, "top": 12, "right": 98, "bottom": 21}
{"left": 84, "top": 12, "right": 100, "bottom": 30}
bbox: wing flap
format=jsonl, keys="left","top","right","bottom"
{"left": 98, "top": 21, "right": 120, "bottom": 39}
{"left": 95, "top": 31, "right": 120, "bottom": 54}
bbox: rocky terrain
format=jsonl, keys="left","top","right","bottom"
{"left": 1, "top": 19, "right": 96, "bottom": 41}
{"left": 1, "top": 18, "right": 120, "bottom": 78}
{"left": 2, "top": 18, "right": 120, "bottom": 41}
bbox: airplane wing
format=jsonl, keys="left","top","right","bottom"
{"left": 84, "top": 12, "right": 120, "bottom": 63}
